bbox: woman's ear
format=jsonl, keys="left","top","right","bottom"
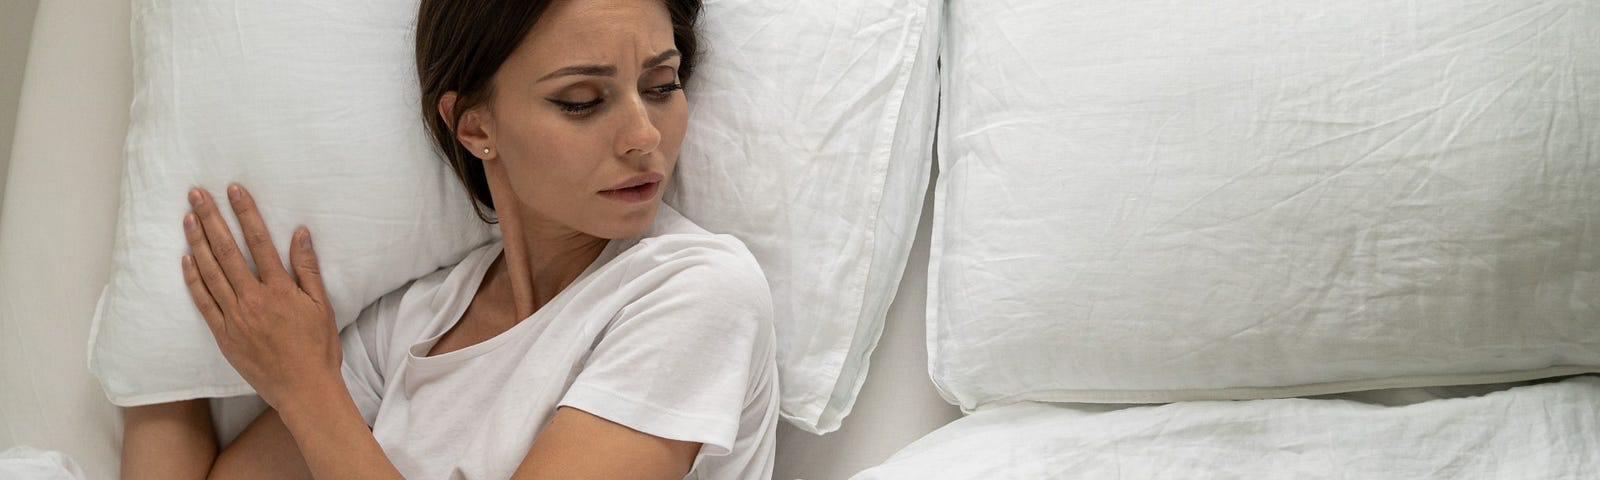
{"left": 438, "top": 92, "right": 493, "bottom": 158}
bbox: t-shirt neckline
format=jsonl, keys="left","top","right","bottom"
{"left": 406, "top": 237, "right": 625, "bottom": 365}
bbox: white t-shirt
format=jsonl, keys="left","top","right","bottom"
{"left": 337, "top": 205, "right": 780, "bottom": 479}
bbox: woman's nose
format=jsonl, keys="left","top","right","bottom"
{"left": 614, "top": 95, "right": 661, "bottom": 160}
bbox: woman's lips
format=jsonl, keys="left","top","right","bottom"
{"left": 603, "top": 172, "right": 665, "bottom": 191}
{"left": 597, "top": 180, "right": 660, "bottom": 204}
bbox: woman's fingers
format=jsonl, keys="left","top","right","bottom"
{"left": 183, "top": 212, "right": 241, "bottom": 320}
{"left": 188, "top": 188, "right": 259, "bottom": 288}
{"left": 289, "top": 227, "right": 329, "bottom": 306}
{"left": 224, "top": 184, "right": 289, "bottom": 283}
{"left": 180, "top": 254, "right": 226, "bottom": 336}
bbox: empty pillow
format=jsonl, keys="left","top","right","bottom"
{"left": 930, "top": 0, "right": 1600, "bottom": 411}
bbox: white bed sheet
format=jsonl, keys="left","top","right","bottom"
{"left": 0, "top": 447, "right": 86, "bottom": 480}
{"left": 0, "top": 2, "right": 130, "bottom": 479}
{"left": 854, "top": 376, "right": 1600, "bottom": 479}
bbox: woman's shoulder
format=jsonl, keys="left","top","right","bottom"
{"left": 636, "top": 203, "right": 733, "bottom": 246}
{"left": 603, "top": 205, "right": 774, "bottom": 323}
{"left": 622, "top": 205, "right": 769, "bottom": 293}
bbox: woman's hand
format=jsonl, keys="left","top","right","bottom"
{"left": 180, "top": 184, "right": 341, "bottom": 411}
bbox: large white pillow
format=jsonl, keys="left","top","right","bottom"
{"left": 667, "top": 0, "right": 941, "bottom": 433}
{"left": 89, "top": 0, "right": 495, "bottom": 406}
{"left": 930, "top": 0, "right": 1600, "bottom": 411}
{"left": 88, "top": 1, "right": 944, "bottom": 435}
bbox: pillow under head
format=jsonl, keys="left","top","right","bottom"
{"left": 92, "top": 2, "right": 946, "bottom": 439}
{"left": 91, "top": 0, "right": 494, "bottom": 405}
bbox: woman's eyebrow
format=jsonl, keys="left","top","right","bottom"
{"left": 642, "top": 49, "right": 680, "bottom": 69}
{"left": 536, "top": 49, "right": 682, "bottom": 83}
{"left": 538, "top": 65, "right": 615, "bottom": 82}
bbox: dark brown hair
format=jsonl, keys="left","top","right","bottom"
{"left": 416, "top": 0, "right": 702, "bottom": 223}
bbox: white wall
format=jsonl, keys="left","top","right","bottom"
{"left": 0, "top": 0, "right": 41, "bottom": 207}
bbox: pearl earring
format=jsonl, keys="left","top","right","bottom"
{"left": 482, "top": 147, "right": 490, "bottom": 155}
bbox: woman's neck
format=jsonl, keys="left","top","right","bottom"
{"left": 490, "top": 218, "right": 609, "bottom": 321}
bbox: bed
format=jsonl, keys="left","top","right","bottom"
{"left": 3, "top": 1, "right": 1595, "bottom": 479}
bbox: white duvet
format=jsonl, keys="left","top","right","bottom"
{"left": 854, "top": 376, "right": 1600, "bottom": 479}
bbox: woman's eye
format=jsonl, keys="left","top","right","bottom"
{"left": 644, "top": 82, "right": 683, "bottom": 101}
{"left": 550, "top": 98, "right": 603, "bottom": 115}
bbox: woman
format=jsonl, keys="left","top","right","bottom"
{"left": 120, "top": 0, "right": 780, "bottom": 478}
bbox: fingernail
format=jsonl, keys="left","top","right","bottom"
{"left": 228, "top": 185, "right": 241, "bottom": 202}
{"left": 299, "top": 229, "right": 312, "bottom": 248}
{"left": 182, "top": 255, "right": 194, "bottom": 269}
{"left": 188, "top": 189, "right": 203, "bottom": 207}
{"left": 184, "top": 214, "right": 197, "bottom": 231}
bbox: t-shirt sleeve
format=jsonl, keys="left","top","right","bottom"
{"left": 339, "top": 295, "right": 394, "bottom": 426}
{"left": 557, "top": 235, "right": 776, "bottom": 458}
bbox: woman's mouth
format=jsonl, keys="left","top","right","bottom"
{"left": 598, "top": 173, "right": 664, "bottom": 204}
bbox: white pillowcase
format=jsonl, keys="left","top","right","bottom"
{"left": 854, "top": 377, "right": 1600, "bottom": 479}
{"left": 930, "top": 0, "right": 1600, "bottom": 411}
{"left": 89, "top": 0, "right": 494, "bottom": 405}
{"left": 667, "top": 0, "right": 941, "bottom": 434}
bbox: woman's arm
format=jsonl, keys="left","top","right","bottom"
{"left": 209, "top": 407, "right": 315, "bottom": 479}
{"left": 271, "top": 377, "right": 403, "bottom": 480}
{"left": 118, "top": 379, "right": 696, "bottom": 480}
{"left": 261, "top": 380, "right": 700, "bottom": 480}
{"left": 179, "top": 185, "right": 403, "bottom": 479}
{"left": 121, "top": 399, "right": 315, "bottom": 480}
{"left": 512, "top": 406, "right": 701, "bottom": 480}
{"left": 120, "top": 400, "right": 216, "bottom": 480}
{"left": 179, "top": 185, "right": 695, "bottom": 478}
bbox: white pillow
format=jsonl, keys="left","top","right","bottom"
{"left": 89, "top": 0, "right": 494, "bottom": 406}
{"left": 667, "top": 0, "right": 942, "bottom": 433}
{"left": 930, "top": 0, "right": 1600, "bottom": 411}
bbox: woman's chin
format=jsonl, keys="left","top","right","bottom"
{"left": 588, "top": 201, "right": 661, "bottom": 239}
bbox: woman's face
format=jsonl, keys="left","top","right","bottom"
{"left": 477, "top": 0, "right": 687, "bottom": 239}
